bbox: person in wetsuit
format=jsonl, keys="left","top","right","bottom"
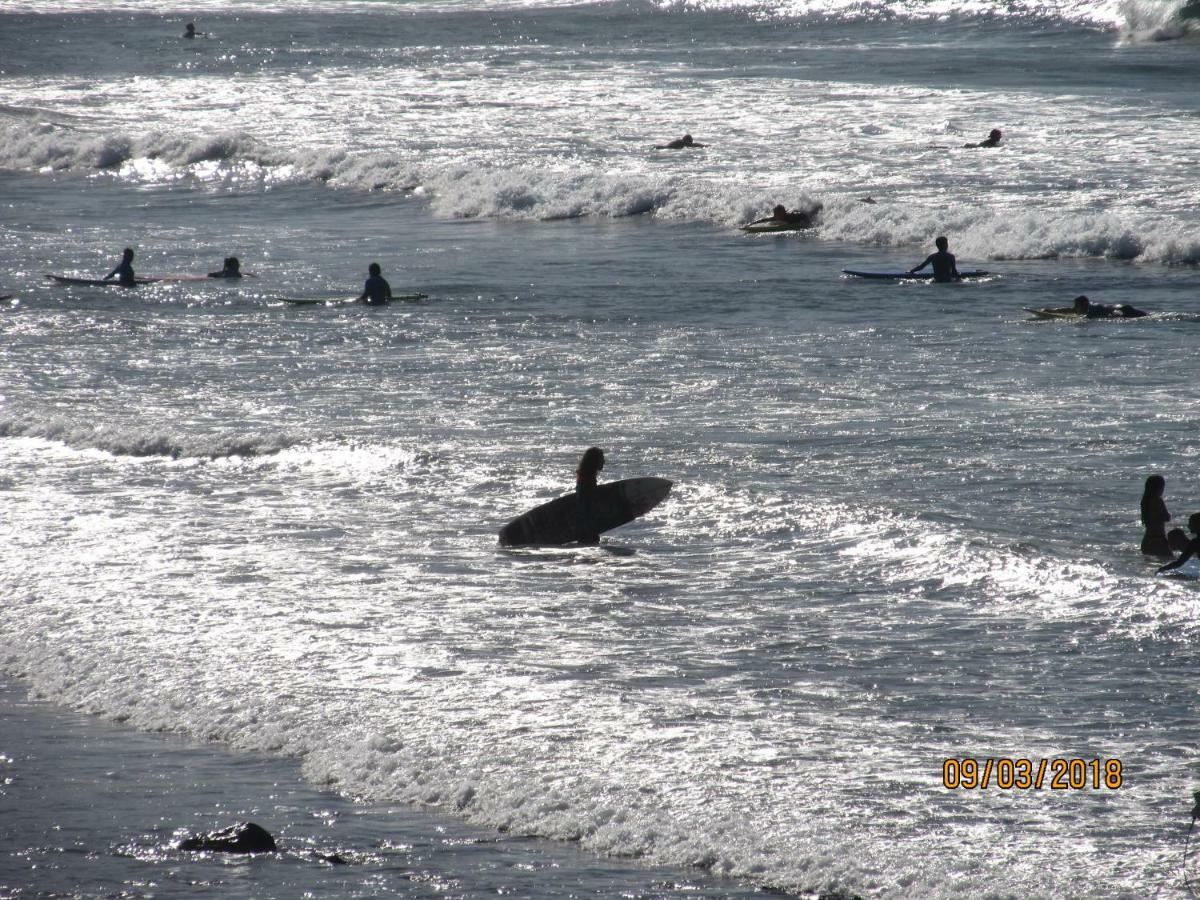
{"left": 104, "top": 247, "right": 137, "bottom": 286}
{"left": 358, "top": 262, "right": 393, "bottom": 305}
{"left": 1072, "top": 295, "right": 1147, "bottom": 319}
{"left": 965, "top": 128, "right": 1002, "bottom": 148}
{"left": 1158, "top": 513, "right": 1200, "bottom": 573}
{"left": 1141, "top": 474, "right": 1173, "bottom": 558}
{"left": 656, "top": 133, "right": 705, "bottom": 150}
{"left": 208, "top": 256, "right": 242, "bottom": 278}
{"left": 747, "top": 203, "right": 824, "bottom": 228}
{"left": 908, "top": 236, "right": 960, "bottom": 282}
{"left": 574, "top": 447, "right": 606, "bottom": 544}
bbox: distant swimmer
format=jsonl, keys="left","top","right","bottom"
{"left": 1141, "top": 474, "right": 1173, "bottom": 558}
{"left": 1073, "top": 295, "right": 1148, "bottom": 319}
{"left": 1157, "top": 512, "right": 1200, "bottom": 573}
{"left": 183, "top": 22, "right": 204, "bottom": 38}
{"left": 746, "top": 203, "right": 823, "bottom": 229}
{"left": 208, "top": 256, "right": 242, "bottom": 278}
{"left": 104, "top": 247, "right": 137, "bottom": 286}
{"left": 656, "top": 133, "right": 705, "bottom": 150}
{"left": 964, "top": 129, "right": 1002, "bottom": 148}
{"left": 908, "top": 236, "right": 960, "bottom": 282}
{"left": 358, "top": 262, "right": 393, "bottom": 306}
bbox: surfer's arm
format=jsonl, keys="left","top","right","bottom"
{"left": 103, "top": 265, "right": 119, "bottom": 281}
{"left": 908, "top": 255, "right": 932, "bottom": 274}
{"left": 1158, "top": 539, "right": 1200, "bottom": 572}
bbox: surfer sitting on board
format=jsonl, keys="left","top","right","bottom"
{"left": 208, "top": 256, "right": 242, "bottom": 278}
{"left": 358, "top": 262, "right": 393, "bottom": 306}
{"left": 656, "top": 133, "right": 705, "bottom": 150}
{"left": 1072, "top": 295, "right": 1147, "bottom": 319}
{"left": 908, "top": 236, "right": 960, "bottom": 282}
{"left": 965, "top": 128, "right": 1002, "bottom": 148}
{"left": 183, "top": 22, "right": 204, "bottom": 38}
{"left": 104, "top": 247, "right": 137, "bottom": 286}
{"left": 1157, "top": 513, "right": 1200, "bottom": 574}
{"left": 747, "top": 203, "right": 823, "bottom": 229}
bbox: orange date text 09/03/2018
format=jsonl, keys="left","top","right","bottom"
{"left": 942, "top": 758, "right": 1123, "bottom": 790}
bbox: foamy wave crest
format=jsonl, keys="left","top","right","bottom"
{"left": 653, "top": 0, "right": 1120, "bottom": 27}
{"left": 0, "top": 120, "right": 308, "bottom": 181}
{"left": 1116, "top": 0, "right": 1200, "bottom": 41}
{"left": 0, "top": 413, "right": 299, "bottom": 459}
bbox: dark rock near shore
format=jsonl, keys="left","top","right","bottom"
{"left": 178, "top": 821, "right": 277, "bottom": 854}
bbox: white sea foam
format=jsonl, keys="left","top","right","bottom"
{"left": 0, "top": 412, "right": 299, "bottom": 459}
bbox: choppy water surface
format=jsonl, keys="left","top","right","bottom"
{"left": 4, "top": 1, "right": 1200, "bottom": 897}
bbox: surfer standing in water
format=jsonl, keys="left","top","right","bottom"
{"left": 104, "top": 247, "right": 137, "bottom": 286}
{"left": 908, "top": 236, "right": 961, "bottom": 282}
{"left": 1141, "top": 474, "right": 1173, "bottom": 557}
{"left": 576, "top": 447, "right": 605, "bottom": 491}
{"left": 575, "top": 447, "right": 605, "bottom": 544}
{"left": 358, "top": 262, "right": 393, "bottom": 305}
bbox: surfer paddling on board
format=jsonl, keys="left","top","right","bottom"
{"left": 1141, "top": 474, "right": 1174, "bottom": 558}
{"left": 104, "top": 247, "right": 137, "bottom": 287}
{"left": 358, "top": 262, "right": 393, "bottom": 306}
{"left": 908, "top": 236, "right": 961, "bottom": 283}
{"left": 1072, "top": 295, "right": 1148, "bottom": 319}
{"left": 208, "top": 256, "right": 242, "bottom": 278}
{"left": 656, "top": 133, "right": 705, "bottom": 150}
{"left": 746, "top": 203, "right": 823, "bottom": 229}
{"left": 965, "top": 128, "right": 1002, "bottom": 148}
{"left": 1157, "top": 513, "right": 1200, "bottom": 574}
{"left": 574, "top": 447, "right": 606, "bottom": 543}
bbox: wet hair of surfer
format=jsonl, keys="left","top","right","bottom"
{"left": 576, "top": 447, "right": 605, "bottom": 491}
{"left": 1073, "top": 295, "right": 1090, "bottom": 314}
{"left": 1140, "top": 474, "right": 1172, "bottom": 557}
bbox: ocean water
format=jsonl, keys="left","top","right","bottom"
{"left": 3, "top": 1, "right": 1200, "bottom": 897}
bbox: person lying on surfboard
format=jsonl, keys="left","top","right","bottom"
{"left": 1072, "top": 295, "right": 1147, "bottom": 319}
{"left": 908, "top": 236, "right": 961, "bottom": 282}
{"left": 1158, "top": 513, "right": 1200, "bottom": 574}
{"left": 104, "top": 247, "right": 137, "bottom": 286}
{"left": 656, "top": 133, "right": 705, "bottom": 150}
{"left": 964, "top": 128, "right": 1002, "bottom": 148}
{"left": 358, "top": 262, "right": 393, "bottom": 306}
{"left": 746, "top": 203, "right": 823, "bottom": 229}
{"left": 207, "top": 256, "right": 242, "bottom": 278}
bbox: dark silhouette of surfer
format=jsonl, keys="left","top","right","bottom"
{"left": 208, "top": 256, "right": 242, "bottom": 278}
{"left": 575, "top": 447, "right": 605, "bottom": 544}
{"left": 104, "top": 247, "right": 137, "bottom": 286}
{"left": 358, "top": 262, "right": 392, "bottom": 305}
{"left": 183, "top": 22, "right": 203, "bottom": 38}
{"left": 656, "top": 134, "right": 705, "bottom": 150}
{"left": 1141, "top": 475, "right": 1173, "bottom": 557}
{"left": 1158, "top": 513, "right": 1200, "bottom": 573}
{"left": 965, "top": 128, "right": 1002, "bottom": 148}
{"left": 1073, "top": 295, "right": 1147, "bottom": 319}
{"left": 908, "top": 236, "right": 960, "bottom": 282}
{"left": 746, "top": 203, "right": 823, "bottom": 229}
